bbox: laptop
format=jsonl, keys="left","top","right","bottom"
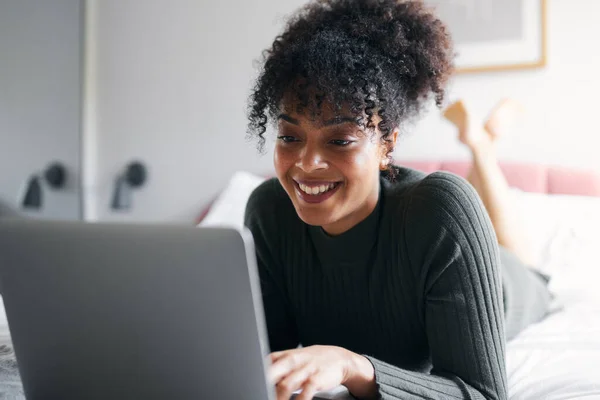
{"left": 0, "top": 219, "right": 352, "bottom": 399}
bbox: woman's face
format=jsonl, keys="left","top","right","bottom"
{"left": 274, "top": 103, "right": 396, "bottom": 235}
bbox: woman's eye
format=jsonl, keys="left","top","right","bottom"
{"left": 277, "top": 135, "right": 298, "bottom": 143}
{"left": 330, "top": 139, "right": 352, "bottom": 146}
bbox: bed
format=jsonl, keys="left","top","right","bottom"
{"left": 1, "top": 162, "right": 598, "bottom": 399}
{"left": 199, "top": 161, "right": 600, "bottom": 399}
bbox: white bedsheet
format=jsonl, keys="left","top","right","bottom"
{"left": 505, "top": 196, "right": 600, "bottom": 399}
{"left": 507, "top": 296, "right": 600, "bottom": 400}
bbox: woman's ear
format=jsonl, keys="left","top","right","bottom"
{"left": 389, "top": 128, "right": 399, "bottom": 149}
{"left": 380, "top": 158, "right": 389, "bottom": 171}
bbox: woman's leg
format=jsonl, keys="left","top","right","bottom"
{"left": 500, "top": 246, "right": 553, "bottom": 340}
{"left": 443, "top": 100, "right": 485, "bottom": 191}
{"left": 445, "top": 100, "right": 552, "bottom": 339}
{"left": 443, "top": 99, "right": 535, "bottom": 266}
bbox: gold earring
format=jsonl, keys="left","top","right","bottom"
{"left": 380, "top": 159, "right": 388, "bottom": 171}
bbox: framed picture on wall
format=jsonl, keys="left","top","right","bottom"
{"left": 426, "top": 0, "right": 547, "bottom": 74}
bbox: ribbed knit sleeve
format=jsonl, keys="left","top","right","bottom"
{"left": 364, "top": 172, "right": 507, "bottom": 400}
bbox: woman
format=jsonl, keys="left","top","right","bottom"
{"left": 244, "top": 1, "right": 550, "bottom": 399}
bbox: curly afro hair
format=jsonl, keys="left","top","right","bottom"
{"left": 247, "top": 0, "right": 454, "bottom": 168}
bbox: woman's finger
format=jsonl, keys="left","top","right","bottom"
{"left": 295, "top": 376, "right": 321, "bottom": 400}
{"left": 269, "top": 353, "right": 304, "bottom": 385}
{"left": 269, "top": 350, "right": 287, "bottom": 363}
{"left": 275, "top": 364, "right": 316, "bottom": 400}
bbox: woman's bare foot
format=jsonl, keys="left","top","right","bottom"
{"left": 443, "top": 100, "right": 491, "bottom": 150}
{"left": 484, "top": 99, "right": 524, "bottom": 141}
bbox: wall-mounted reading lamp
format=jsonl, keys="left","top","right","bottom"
{"left": 21, "top": 162, "right": 67, "bottom": 209}
{"left": 111, "top": 161, "right": 148, "bottom": 211}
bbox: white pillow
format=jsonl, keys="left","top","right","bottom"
{"left": 198, "top": 171, "right": 266, "bottom": 231}
{"left": 509, "top": 189, "right": 559, "bottom": 268}
{"left": 510, "top": 189, "right": 600, "bottom": 298}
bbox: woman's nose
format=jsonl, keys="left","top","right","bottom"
{"left": 295, "top": 144, "right": 327, "bottom": 173}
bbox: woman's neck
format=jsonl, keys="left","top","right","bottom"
{"left": 321, "top": 181, "right": 380, "bottom": 236}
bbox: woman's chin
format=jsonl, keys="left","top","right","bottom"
{"left": 294, "top": 207, "right": 338, "bottom": 228}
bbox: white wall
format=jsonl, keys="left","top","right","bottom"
{"left": 89, "top": 0, "right": 306, "bottom": 222}
{"left": 400, "top": 0, "right": 600, "bottom": 170}
{"left": 88, "top": 0, "right": 600, "bottom": 223}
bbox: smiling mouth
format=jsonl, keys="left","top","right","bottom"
{"left": 292, "top": 180, "right": 342, "bottom": 204}
{"left": 297, "top": 182, "right": 338, "bottom": 195}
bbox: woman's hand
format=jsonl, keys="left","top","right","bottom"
{"left": 267, "top": 345, "right": 377, "bottom": 400}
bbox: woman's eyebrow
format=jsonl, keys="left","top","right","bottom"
{"left": 323, "top": 116, "right": 357, "bottom": 126}
{"left": 277, "top": 113, "right": 356, "bottom": 127}
{"left": 278, "top": 114, "right": 300, "bottom": 125}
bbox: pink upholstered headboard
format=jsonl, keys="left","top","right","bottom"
{"left": 399, "top": 161, "right": 600, "bottom": 197}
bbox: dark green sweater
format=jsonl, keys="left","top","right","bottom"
{"left": 244, "top": 167, "right": 507, "bottom": 400}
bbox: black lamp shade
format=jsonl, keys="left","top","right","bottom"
{"left": 111, "top": 176, "right": 132, "bottom": 210}
{"left": 22, "top": 176, "right": 42, "bottom": 209}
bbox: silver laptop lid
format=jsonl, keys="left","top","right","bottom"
{"left": 0, "top": 220, "right": 274, "bottom": 400}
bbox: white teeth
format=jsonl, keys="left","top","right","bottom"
{"left": 298, "top": 182, "right": 337, "bottom": 195}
